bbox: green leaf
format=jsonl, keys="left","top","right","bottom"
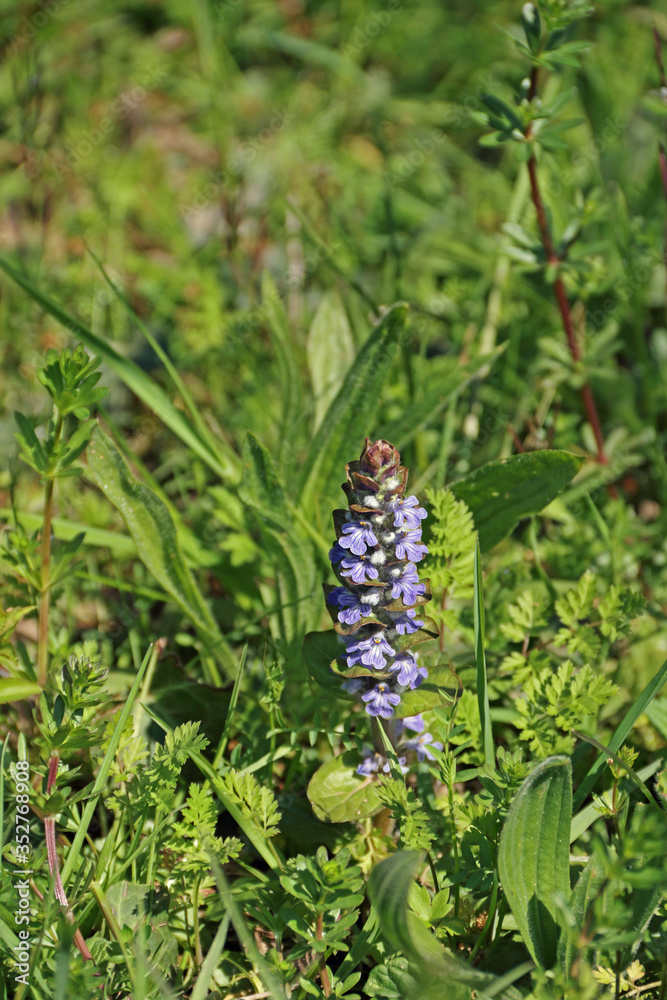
{"left": 303, "top": 630, "right": 352, "bottom": 698}
{"left": 86, "top": 426, "right": 235, "bottom": 681}
{"left": 498, "top": 756, "right": 572, "bottom": 969}
{"left": 395, "top": 659, "right": 459, "bottom": 717}
{"left": 450, "top": 451, "right": 584, "bottom": 550}
{"left": 307, "top": 289, "right": 356, "bottom": 430}
{"left": 368, "top": 852, "right": 514, "bottom": 999}
{"left": 557, "top": 856, "right": 605, "bottom": 974}
{"left": 308, "top": 751, "right": 382, "bottom": 824}
{"left": 0, "top": 254, "right": 239, "bottom": 482}
{"left": 0, "top": 677, "right": 42, "bottom": 702}
{"left": 298, "top": 302, "right": 408, "bottom": 509}
{"left": 241, "top": 431, "right": 288, "bottom": 521}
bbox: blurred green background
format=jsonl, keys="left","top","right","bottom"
{"left": 1, "top": 0, "right": 667, "bottom": 667}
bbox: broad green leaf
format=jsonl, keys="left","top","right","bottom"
{"left": 303, "top": 630, "right": 351, "bottom": 698}
{"left": 450, "top": 451, "right": 584, "bottom": 550}
{"left": 106, "top": 881, "right": 151, "bottom": 930}
{"left": 308, "top": 751, "right": 382, "bottom": 823}
{"left": 395, "top": 659, "right": 459, "bottom": 717}
{"left": 0, "top": 254, "right": 239, "bottom": 482}
{"left": 368, "top": 852, "right": 517, "bottom": 999}
{"left": 86, "top": 426, "right": 235, "bottom": 680}
{"left": 498, "top": 756, "right": 572, "bottom": 969}
{"left": 298, "top": 302, "right": 408, "bottom": 509}
{"left": 0, "top": 677, "right": 41, "bottom": 702}
{"left": 307, "top": 290, "right": 356, "bottom": 430}
{"left": 241, "top": 432, "right": 288, "bottom": 521}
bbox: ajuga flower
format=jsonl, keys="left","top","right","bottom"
{"left": 355, "top": 713, "right": 442, "bottom": 775}
{"left": 323, "top": 438, "right": 437, "bottom": 726}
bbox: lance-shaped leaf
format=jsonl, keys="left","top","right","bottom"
{"left": 298, "top": 303, "right": 408, "bottom": 510}
{"left": 450, "top": 450, "right": 584, "bottom": 550}
{"left": 498, "top": 755, "right": 572, "bottom": 969}
{"left": 86, "top": 426, "right": 235, "bottom": 680}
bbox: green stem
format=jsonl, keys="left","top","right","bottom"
{"left": 447, "top": 756, "right": 460, "bottom": 916}
{"left": 37, "top": 411, "right": 63, "bottom": 686}
{"left": 193, "top": 876, "right": 203, "bottom": 967}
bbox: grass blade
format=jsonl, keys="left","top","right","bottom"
{"left": 0, "top": 254, "right": 238, "bottom": 481}
{"left": 572, "top": 655, "right": 667, "bottom": 811}
{"left": 474, "top": 539, "right": 494, "bottom": 768}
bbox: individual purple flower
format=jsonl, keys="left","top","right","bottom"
{"left": 329, "top": 542, "right": 346, "bottom": 564}
{"left": 341, "top": 677, "right": 367, "bottom": 695}
{"left": 390, "top": 653, "right": 428, "bottom": 688}
{"left": 388, "top": 495, "right": 428, "bottom": 530}
{"left": 357, "top": 751, "right": 383, "bottom": 776}
{"left": 338, "top": 519, "right": 378, "bottom": 556}
{"left": 397, "top": 714, "right": 426, "bottom": 734}
{"left": 340, "top": 552, "right": 379, "bottom": 584}
{"left": 346, "top": 633, "right": 396, "bottom": 669}
{"left": 395, "top": 528, "right": 428, "bottom": 562}
{"left": 393, "top": 609, "right": 425, "bottom": 635}
{"left": 327, "top": 587, "right": 373, "bottom": 625}
{"left": 356, "top": 750, "right": 407, "bottom": 776}
{"left": 404, "top": 732, "right": 443, "bottom": 762}
{"left": 361, "top": 683, "right": 402, "bottom": 718}
{"left": 390, "top": 562, "right": 426, "bottom": 605}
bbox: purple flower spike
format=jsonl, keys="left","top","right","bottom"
{"left": 346, "top": 633, "right": 396, "bottom": 669}
{"left": 388, "top": 495, "right": 428, "bottom": 530}
{"left": 404, "top": 732, "right": 443, "bottom": 762}
{"left": 393, "top": 608, "right": 424, "bottom": 635}
{"left": 338, "top": 519, "right": 379, "bottom": 556}
{"left": 391, "top": 563, "right": 426, "bottom": 605}
{"left": 361, "top": 683, "right": 402, "bottom": 718}
{"left": 395, "top": 528, "right": 428, "bottom": 563}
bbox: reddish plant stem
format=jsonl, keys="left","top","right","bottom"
{"left": 45, "top": 753, "right": 69, "bottom": 907}
{"left": 525, "top": 67, "right": 607, "bottom": 463}
{"left": 654, "top": 29, "right": 667, "bottom": 309}
{"left": 43, "top": 753, "right": 94, "bottom": 963}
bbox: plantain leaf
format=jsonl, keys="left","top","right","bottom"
{"left": 307, "top": 289, "right": 356, "bottom": 430}
{"left": 307, "top": 751, "right": 382, "bottom": 824}
{"left": 298, "top": 302, "right": 408, "bottom": 509}
{"left": 498, "top": 756, "right": 572, "bottom": 969}
{"left": 450, "top": 451, "right": 584, "bottom": 550}
{"left": 368, "top": 852, "right": 521, "bottom": 999}
{"left": 86, "top": 426, "right": 235, "bottom": 680}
